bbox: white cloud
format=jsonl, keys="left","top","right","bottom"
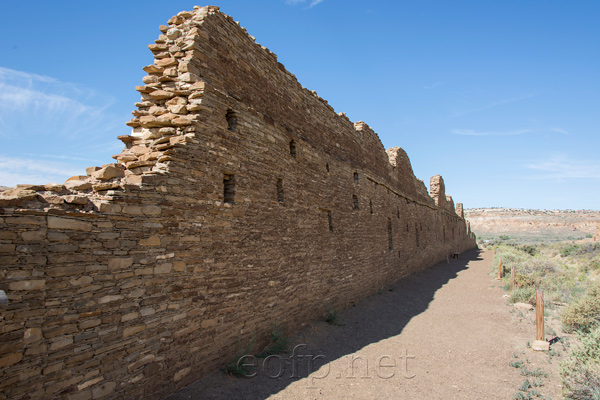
{"left": 451, "top": 94, "right": 535, "bottom": 117}
{"left": 0, "top": 67, "right": 120, "bottom": 139}
{"left": 524, "top": 156, "right": 600, "bottom": 179}
{"left": 451, "top": 128, "right": 533, "bottom": 136}
{"left": 285, "top": 0, "right": 325, "bottom": 8}
{"left": 0, "top": 155, "right": 83, "bottom": 187}
{"left": 451, "top": 127, "right": 570, "bottom": 137}
{"left": 423, "top": 81, "right": 445, "bottom": 90}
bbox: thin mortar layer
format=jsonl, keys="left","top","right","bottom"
{"left": 0, "top": 5, "right": 476, "bottom": 400}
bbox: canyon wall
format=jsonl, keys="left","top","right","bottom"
{"left": 0, "top": 6, "right": 476, "bottom": 399}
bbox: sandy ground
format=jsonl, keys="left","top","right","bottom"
{"left": 167, "top": 248, "right": 563, "bottom": 399}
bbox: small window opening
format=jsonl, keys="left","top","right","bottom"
{"left": 226, "top": 109, "right": 237, "bottom": 132}
{"left": 327, "top": 211, "right": 334, "bottom": 233}
{"left": 352, "top": 195, "right": 359, "bottom": 210}
{"left": 420, "top": 223, "right": 423, "bottom": 231}
{"left": 406, "top": 198, "right": 410, "bottom": 205}
{"left": 326, "top": 163, "right": 330, "bottom": 172}
{"left": 277, "top": 179, "right": 284, "bottom": 202}
{"left": 369, "top": 200, "right": 373, "bottom": 214}
{"left": 452, "top": 227, "right": 455, "bottom": 240}
{"left": 353, "top": 172, "right": 359, "bottom": 183}
{"left": 289, "top": 140, "right": 297, "bottom": 157}
{"left": 415, "top": 223, "right": 420, "bottom": 247}
{"left": 397, "top": 208, "right": 400, "bottom": 219}
{"left": 388, "top": 218, "right": 393, "bottom": 252}
{"left": 443, "top": 226, "right": 446, "bottom": 242}
{"left": 223, "top": 174, "right": 235, "bottom": 204}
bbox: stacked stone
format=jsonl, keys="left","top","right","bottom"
{"left": 0, "top": 5, "right": 477, "bottom": 399}
{"left": 0, "top": 7, "right": 220, "bottom": 214}
{"left": 117, "top": 6, "right": 219, "bottom": 178}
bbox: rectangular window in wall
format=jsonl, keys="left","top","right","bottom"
{"left": 223, "top": 174, "right": 235, "bottom": 204}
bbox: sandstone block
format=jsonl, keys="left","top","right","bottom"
{"left": 154, "top": 263, "right": 172, "bottom": 274}
{"left": 98, "top": 295, "right": 124, "bottom": 304}
{"left": 44, "top": 324, "right": 77, "bottom": 338}
{"left": 143, "top": 64, "right": 164, "bottom": 74}
{"left": 79, "top": 319, "right": 101, "bottom": 330}
{"left": 49, "top": 337, "right": 73, "bottom": 351}
{"left": 97, "top": 202, "right": 121, "bottom": 213}
{"left": 514, "top": 303, "right": 534, "bottom": 311}
{"left": 23, "top": 328, "right": 43, "bottom": 344}
{"left": 0, "top": 244, "right": 16, "bottom": 253}
{"left": 93, "top": 165, "right": 125, "bottom": 181}
{"left": 108, "top": 258, "right": 133, "bottom": 271}
{"left": 48, "top": 216, "right": 92, "bottom": 232}
{"left": 70, "top": 276, "right": 93, "bottom": 286}
{"left": 0, "top": 231, "right": 17, "bottom": 240}
{"left": 65, "top": 180, "right": 93, "bottom": 191}
{"left": 43, "top": 362, "right": 64, "bottom": 375}
{"left": 123, "top": 325, "right": 146, "bottom": 338}
{"left": 91, "top": 381, "right": 116, "bottom": 399}
{"left": 21, "top": 230, "right": 46, "bottom": 241}
{"left": 173, "top": 261, "right": 186, "bottom": 272}
{"left": 140, "top": 307, "right": 155, "bottom": 317}
{"left": 47, "top": 266, "right": 86, "bottom": 277}
{"left": 64, "top": 195, "right": 88, "bottom": 205}
{"left": 77, "top": 376, "right": 103, "bottom": 391}
{"left": 9, "top": 280, "right": 46, "bottom": 291}
{"left": 25, "top": 343, "right": 48, "bottom": 356}
{"left": 0, "top": 352, "right": 23, "bottom": 368}
{"left": 121, "top": 312, "right": 138, "bottom": 322}
{"left": 5, "top": 216, "right": 45, "bottom": 225}
{"left": 92, "top": 182, "right": 121, "bottom": 192}
{"left": 139, "top": 235, "right": 161, "bottom": 246}
{"left": 173, "top": 367, "right": 190, "bottom": 382}
{"left": 86, "top": 166, "right": 101, "bottom": 176}
{"left": 201, "top": 319, "right": 217, "bottom": 329}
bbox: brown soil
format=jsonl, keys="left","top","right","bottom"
{"left": 167, "top": 249, "right": 563, "bottom": 399}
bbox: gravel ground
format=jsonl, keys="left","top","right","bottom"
{"left": 167, "top": 248, "right": 561, "bottom": 399}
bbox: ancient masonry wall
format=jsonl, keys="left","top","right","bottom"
{"left": 0, "top": 6, "right": 476, "bottom": 400}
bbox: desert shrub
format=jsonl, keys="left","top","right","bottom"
{"left": 515, "top": 273, "right": 535, "bottom": 288}
{"left": 587, "top": 258, "right": 600, "bottom": 272}
{"left": 518, "top": 244, "right": 539, "bottom": 256}
{"left": 500, "top": 235, "right": 510, "bottom": 240}
{"left": 523, "top": 257, "right": 558, "bottom": 277}
{"left": 560, "top": 243, "right": 600, "bottom": 259}
{"left": 560, "top": 325, "right": 600, "bottom": 399}
{"left": 257, "top": 323, "right": 288, "bottom": 357}
{"left": 562, "top": 244, "right": 581, "bottom": 258}
{"left": 509, "top": 286, "right": 536, "bottom": 304}
{"left": 562, "top": 280, "right": 600, "bottom": 333}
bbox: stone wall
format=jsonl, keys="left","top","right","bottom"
{"left": 0, "top": 6, "right": 476, "bottom": 399}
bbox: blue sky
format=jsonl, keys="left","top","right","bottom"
{"left": 1, "top": 1, "right": 598, "bottom": 209}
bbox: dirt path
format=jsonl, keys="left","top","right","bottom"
{"left": 168, "top": 248, "right": 560, "bottom": 399}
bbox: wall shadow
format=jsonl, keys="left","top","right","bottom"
{"left": 167, "top": 248, "right": 483, "bottom": 400}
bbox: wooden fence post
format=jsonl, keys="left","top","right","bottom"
{"left": 532, "top": 290, "right": 549, "bottom": 351}
{"left": 497, "top": 258, "right": 503, "bottom": 279}
{"left": 510, "top": 266, "right": 515, "bottom": 291}
{"left": 536, "top": 290, "right": 544, "bottom": 341}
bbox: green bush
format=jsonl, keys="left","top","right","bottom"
{"left": 257, "top": 323, "right": 288, "bottom": 357}
{"left": 562, "top": 244, "right": 581, "bottom": 257}
{"left": 518, "top": 244, "right": 539, "bottom": 256}
{"left": 515, "top": 273, "right": 535, "bottom": 288}
{"left": 560, "top": 325, "right": 600, "bottom": 399}
{"left": 509, "top": 286, "right": 536, "bottom": 304}
{"left": 562, "top": 280, "right": 600, "bottom": 333}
